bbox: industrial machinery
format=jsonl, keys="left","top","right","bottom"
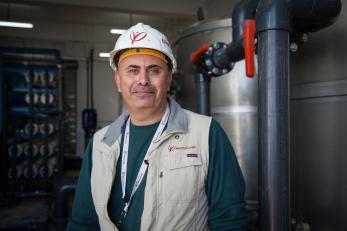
{"left": 175, "top": 0, "right": 342, "bottom": 230}
{"left": 175, "top": 17, "right": 259, "bottom": 227}
{"left": 0, "top": 48, "right": 63, "bottom": 198}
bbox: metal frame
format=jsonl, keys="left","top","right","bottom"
{"left": 0, "top": 47, "right": 63, "bottom": 198}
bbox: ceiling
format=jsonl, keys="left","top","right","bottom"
{"left": 5, "top": 0, "right": 207, "bottom": 18}
{"left": 0, "top": 0, "right": 236, "bottom": 54}
{"left": 0, "top": 0, "right": 211, "bottom": 55}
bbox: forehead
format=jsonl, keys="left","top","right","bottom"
{"left": 118, "top": 54, "right": 167, "bottom": 68}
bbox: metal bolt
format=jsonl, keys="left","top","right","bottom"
{"left": 222, "top": 69, "right": 228, "bottom": 74}
{"left": 291, "top": 218, "right": 297, "bottom": 225}
{"left": 205, "top": 59, "right": 212, "bottom": 66}
{"left": 290, "top": 42, "right": 298, "bottom": 52}
{"left": 212, "top": 67, "right": 219, "bottom": 74}
{"left": 206, "top": 48, "right": 213, "bottom": 55}
{"left": 213, "top": 43, "right": 220, "bottom": 49}
{"left": 301, "top": 33, "right": 308, "bottom": 43}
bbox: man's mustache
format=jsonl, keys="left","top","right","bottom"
{"left": 132, "top": 85, "right": 155, "bottom": 93}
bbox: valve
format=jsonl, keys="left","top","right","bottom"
{"left": 190, "top": 20, "right": 256, "bottom": 78}
{"left": 243, "top": 19, "right": 256, "bottom": 77}
{"left": 190, "top": 44, "right": 209, "bottom": 64}
{"left": 191, "top": 42, "right": 234, "bottom": 77}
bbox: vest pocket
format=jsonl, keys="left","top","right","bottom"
{"left": 163, "top": 152, "right": 203, "bottom": 204}
{"left": 160, "top": 152, "right": 204, "bottom": 229}
{"left": 167, "top": 152, "right": 202, "bottom": 170}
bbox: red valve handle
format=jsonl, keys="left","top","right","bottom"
{"left": 243, "top": 20, "right": 256, "bottom": 78}
{"left": 190, "top": 44, "right": 209, "bottom": 64}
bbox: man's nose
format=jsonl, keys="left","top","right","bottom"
{"left": 138, "top": 71, "right": 150, "bottom": 85}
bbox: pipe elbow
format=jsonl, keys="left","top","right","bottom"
{"left": 255, "top": 0, "right": 291, "bottom": 33}
{"left": 291, "top": 0, "right": 342, "bottom": 33}
{"left": 232, "top": 0, "right": 259, "bottom": 41}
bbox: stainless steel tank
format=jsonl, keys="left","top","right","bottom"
{"left": 175, "top": 19, "right": 258, "bottom": 209}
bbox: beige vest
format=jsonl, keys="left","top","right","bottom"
{"left": 91, "top": 109, "right": 211, "bottom": 231}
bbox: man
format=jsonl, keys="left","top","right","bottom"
{"left": 67, "top": 22, "right": 247, "bottom": 231}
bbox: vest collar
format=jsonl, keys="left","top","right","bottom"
{"left": 102, "top": 98, "right": 188, "bottom": 146}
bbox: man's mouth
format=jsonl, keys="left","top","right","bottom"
{"left": 132, "top": 86, "right": 155, "bottom": 96}
{"left": 133, "top": 91, "right": 154, "bottom": 96}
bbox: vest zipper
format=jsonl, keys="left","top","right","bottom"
{"left": 147, "top": 132, "right": 172, "bottom": 230}
{"left": 146, "top": 132, "right": 181, "bottom": 230}
{"left": 156, "top": 145, "right": 161, "bottom": 230}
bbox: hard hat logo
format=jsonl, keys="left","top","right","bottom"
{"left": 130, "top": 31, "right": 147, "bottom": 45}
{"left": 161, "top": 38, "right": 170, "bottom": 47}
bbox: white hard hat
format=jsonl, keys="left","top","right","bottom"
{"left": 109, "top": 22, "right": 176, "bottom": 73}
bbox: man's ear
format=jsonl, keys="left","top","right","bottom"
{"left": 167, "top": 73, "right": 173, "bottom": 91}
{"left": 114, "top": 71, "right": 121, "bottom": 92}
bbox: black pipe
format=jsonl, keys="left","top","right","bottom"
{"left": 212, "top": 0, "right": 259, "bottom": 69}
{"left": 193, "top": 0, "right": 341, "bottom": 229}
{"left": 291, "top": 0, "right": 342, "bottom": 33}
{"left": 213, "top": 39, "right": 244, "bottom": 68}
{"left": 256, "top": 0, "right": 290, "bottom": 230}
{"left": 257, "top": 30, "right": 290, "bottom": 231}
{"left": 54, "top": 177, "right": 77, "bottom": 229}
{"left": 214, "top": 0, "right": 342, "bottom": 69}
{"left": 90, "top": 49, "right": 94, "bottom": 109}
{"left": 197, "top": 7, "right": 205, "bottom": 21}
{"left": 232, "top": 0, "right": 259, "bottom": 41}
{"left": 195, "top": 72, "right": 210, "bottom": 116}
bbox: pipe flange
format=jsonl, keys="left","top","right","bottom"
{"left": 203, "top": 42, "right": 234, "bottom": 77}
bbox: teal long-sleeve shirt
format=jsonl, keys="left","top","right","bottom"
{"left": 67, "top": 119, "right": 247, "bottom": 231}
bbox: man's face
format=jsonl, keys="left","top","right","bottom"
{"left": 115, "top": 54, "right": 172, "bottom": 113}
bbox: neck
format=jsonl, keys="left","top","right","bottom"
{"left": 129, "top": 102, "right": 168, "bottom": 126}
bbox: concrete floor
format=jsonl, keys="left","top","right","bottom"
{"left": 0, "top": 198, "right": 49, "bottom": 230}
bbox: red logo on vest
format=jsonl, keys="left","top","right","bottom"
{"left": 168, "top": 145, "right": 197, "bottom": 152}
{"left": 130, "top": 31, "right": 147, "bottom": 44}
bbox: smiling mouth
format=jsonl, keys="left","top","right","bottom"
{"left": 133, "top": 91, "right": 154, "bottom": 96}
{"left": 132, "top": 85, "right": 155, "bottom": 96}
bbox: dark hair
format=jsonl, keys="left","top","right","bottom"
{"left": 165, "top": 55, "right": 173, "bottom": 72}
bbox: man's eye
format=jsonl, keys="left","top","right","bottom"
{"left": 149, "top": 68, "right": 160, "bottom": 74}
{"left": 128, "top": 69, "right": 139, "bottom": 74}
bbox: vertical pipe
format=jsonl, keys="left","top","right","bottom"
{"left": 0, "top": 55, "right": 4, "bottom": 192}
{"left": 0, "top": 53, "right": 3, "bottom": 137}
{"left": 195, "top": 72, "right": 210, "bottom": 116}
{"left": 256, "top": 0, "right": 290, "bottom": 229}
{"left": 57, "top": 64, "right": 63, "bottom": 177}
{"left": 257, "top": 26, "right": 290, "bottom": 231}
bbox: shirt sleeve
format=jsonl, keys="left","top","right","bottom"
{"left": 206, "top": 119, "right": 248, "bottom": 231}
{"left": 66, "top": 139, "right": 100, "bottom": 231}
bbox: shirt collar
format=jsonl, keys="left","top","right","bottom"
{"left": 102, "top": 98, "right": 188, "bottom": 146}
